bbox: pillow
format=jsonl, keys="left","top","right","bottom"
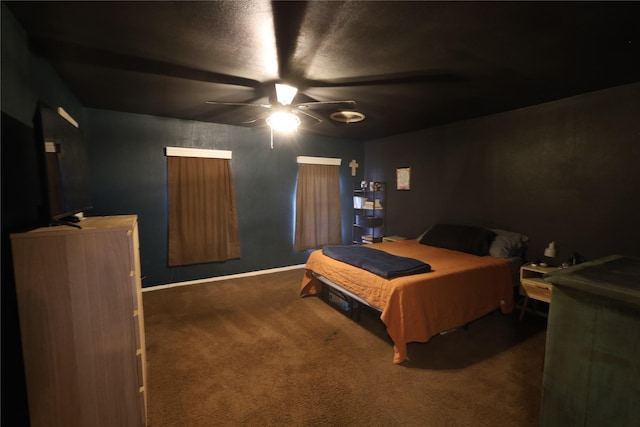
{"left": 488, "top": 229, "right": 529, "bottom": 258}
{"left": 419, "top": 224, "right": 496, "bottom": 256}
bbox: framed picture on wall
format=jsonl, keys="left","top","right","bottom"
{"left": 396, "top": 167, "right": 411, "bottom": 190}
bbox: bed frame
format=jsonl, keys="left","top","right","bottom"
{"left": 315, "top": 272, "right": 378, "bottom": 321}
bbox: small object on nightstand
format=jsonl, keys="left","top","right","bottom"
{"left": 544, "top": 241, "right": 557, "bottom": 258}
{"left": 543, "top": 241, "right": 557, "bottom": 267}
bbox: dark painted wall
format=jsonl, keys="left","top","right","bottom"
{"left": 365, "top": 82, "right": 640, "bottom": 263}
{"left": 0, "top": 4, "right": 84, "bottom": 127}
{"left": 2, "top": 5, "right": 86, "bottom": 425}
{"left": 86, "top": 109, "right": 364, "bottom": 286}
{"left": 1, "top": 113, "right": 38, "bottom": 426}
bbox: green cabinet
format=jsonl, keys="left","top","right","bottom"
{"left": 541, "top": 255, "right": 640, "bottom": 426}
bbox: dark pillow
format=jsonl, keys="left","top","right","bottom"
{"left": 419, "top": 224, "right": 496, "bottom": 256}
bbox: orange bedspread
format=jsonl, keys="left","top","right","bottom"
{"left": 300, "top": 239, "right": 514, "bottom": 363}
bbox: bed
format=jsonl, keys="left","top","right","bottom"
{"left": 300, "top": 224, "right": 528, "bottom": 363}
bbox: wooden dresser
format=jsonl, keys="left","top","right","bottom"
{"left": 541, "top": 255, "right": 640, "bottom": 427}
{"left": 10, "top": 215, "right": 147, "bottom": 427}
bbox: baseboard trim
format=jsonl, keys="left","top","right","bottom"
{"left": 142, "top": 264, "right": 306, "bottom": 292}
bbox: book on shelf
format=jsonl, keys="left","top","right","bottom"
{"left": 362, "top": 199, "right": 383, "bottom": 210}
{"left": 361, "top": 235, "right": 383, "bottom": 244}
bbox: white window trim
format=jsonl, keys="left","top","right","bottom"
{"left": 44, "top": 141, "right": 58, "bottom": 153}
{"left": 166, "top": 147, "right": 232, "bottom": 159}
{"left": 296, "top": 156, "right": 341, "bottom": 166}
{"left": 57, "top": 107, "right": 79, "bottom": 128}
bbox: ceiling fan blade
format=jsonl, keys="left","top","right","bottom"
{"left": 296, "top": 100, "right": 357, "bottom": 110}
{"left": 295, "top": 109, "right": 324, "bottom": 125}
{"left": 29, "top": 38, "right": 263, "bottom": 89}
{"left": 206, "top": 101, "right": 271, "bottom": 108}
{"left": 303, "top": 71, "right": 462, "bottom": 88}
{"left": 241, "top": 111, "right": 272, "bottom": 125}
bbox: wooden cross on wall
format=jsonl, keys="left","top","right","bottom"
{"left": 349, "top": 159, "right": 359, "bottom": 176}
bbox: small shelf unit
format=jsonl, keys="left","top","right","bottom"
{"left": 352, "top": 184, "right": 385, "bottom": 244}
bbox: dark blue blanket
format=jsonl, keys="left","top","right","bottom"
{"left": 322, "top": 245, "right": 431, "bottom": 279}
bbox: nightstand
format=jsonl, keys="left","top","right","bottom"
{"left": 519, "top": 264, "right": 558, "bottom": 320}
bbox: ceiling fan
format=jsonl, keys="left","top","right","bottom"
{"left": 206, "top": 83, "right": 361, "bottom": 132}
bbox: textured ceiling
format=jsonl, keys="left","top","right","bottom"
{"left": 5, "top": 1, "right": 640, "bottom": 139}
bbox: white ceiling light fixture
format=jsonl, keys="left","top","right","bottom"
{"left": 265, "top": 84, "right": 301, "bottom": 134}
{"left": 266, "top": 110, "right": 300, "bottom": 149}
{"left": 274, "top": 83, "right": 298, "bottom": 106}
{"left": 266, "top": 111, "right": 301, "bottom": 132}
{"left": 330, "top": 111, "right": 365, "bottom": 123}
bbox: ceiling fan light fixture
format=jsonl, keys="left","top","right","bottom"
{"left": 330, "top": 111, "right": 366, "bottom": 123}
{"left": 275, "top": 83, "right": 298, "bottom": 106}
{"left": 266, "top": 111, "right": 300, "bottom": 132}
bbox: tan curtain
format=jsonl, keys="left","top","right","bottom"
{"left": 168, "top": 156, "right": 241, "bottom": 266}
{"left": 294, "top": 163, "right": 342, "bottom": 250}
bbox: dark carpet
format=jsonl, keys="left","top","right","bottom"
{"left": 143, "top": 268, "right": 547, "bottom": 426}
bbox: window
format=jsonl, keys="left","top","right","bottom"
{"left": 166, "top": 148, "right": 240, "bottom": 265}
{"left": 294, "top": 157, "right": 342, "bottom": 250}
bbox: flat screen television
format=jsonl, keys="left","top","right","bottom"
{"left": 33, "top": 102, "right": 92, "bottom": 226}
